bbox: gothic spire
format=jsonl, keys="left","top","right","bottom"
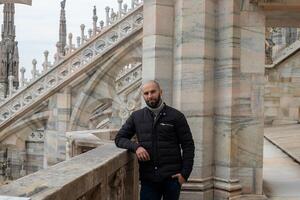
{"left": 0, "top": 3, "right": 19, "bottom": 98}
{"left": 58, "top": 0, "right": 67, "bottom": 56}
{"left": 2, "top": 3, "right": 15, "bottom": 40}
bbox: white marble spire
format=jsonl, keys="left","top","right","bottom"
{"left": 58, "top": 0, "right": 67, "bottom": 56}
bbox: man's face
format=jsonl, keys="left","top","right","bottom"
{"left": 142, "top": 82, "right": 162, "bottom": 108}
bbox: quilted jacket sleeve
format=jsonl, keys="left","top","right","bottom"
{"left": 115, "top": 114, "right": 140, "bottom": 153}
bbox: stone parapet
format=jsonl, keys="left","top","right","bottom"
{"left": 0, "top": 142, "right": 138, "bottom": 200}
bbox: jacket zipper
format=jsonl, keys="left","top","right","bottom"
{"left": 152, "top": 112, "right": 162, "bottom": 173}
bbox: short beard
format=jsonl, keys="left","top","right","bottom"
{"left": 146, "top": 95, "right": 162, "bottom": 108}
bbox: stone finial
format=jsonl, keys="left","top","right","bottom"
{"left": 20, "top": 67, "right": 25, "bottom": 87}
{"left": 118, "top": 0, "right": 123, "bottom": 18}
{"left": 80, "top": 24, "right": 85, "bottom": 31}
{"left": 44, "top": 50, "right": 49, "bottom": 64}
{"left": 100, "top": 20, "right": 104, "bottom": 30}
{"left": 32, "top": 59, "right": 37, "bottom": 79}
{"left": 111, "top": 9, "right": 116, "bottom": 21}
{"left": 93, "top": 6, "right": 98, "bottom": 36}
{"left": 88, "top": 28, "right": 93, "bottom": 38}
{"left": 123, "top": 3, "right": 128, "bottom": 13}
{"left": 80, "top": 24, "right": 86, "bottom": 44}
{"left": 44, "top": 50, "right": 49, "bottom": 58}
{"left": 42, "top": 50, "right": 50, "bottom": 71}
{"left": 105, "top": 6, "right": 110, "bottom": 26}
{"left": 32, "top": 59, "right": 37, "bottom": 66}
{"left": 68, "top": 33, "right": 75, "bottom": 51}
{"left": 20, "top": 67, "right": 26, "bottom": 74}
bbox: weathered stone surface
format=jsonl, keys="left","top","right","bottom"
{"left": 2, "top": 0, "right": 300, "bottom": 199}
{"left": 265, "top": 49, "right": 300, "bottom": 125}
{"left": 0, "top": 142, "right": 138, "bottom": 200}
{"left": 264, "top": 138, "right": 300, "bottom": 199}
{"left": 265, "top": 124, "right": 300, "bottom": 164}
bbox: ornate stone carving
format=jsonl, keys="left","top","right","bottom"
{"left": 115, "top": 62, "right": 142, "bottom": 123}
{"left": 0, "top": 4, "right": 143, "bottom": 128}
{"left": 28, "top": 129, "right": 44, "bottom": 142}
{"left": 89, "top": 99, "right": 113, "bottom": 129}
{"left": 115, "top": 62, "right": 142, "bottom": 94}
{"left": 266, "top": 27, "right": 275, "bottom": 65}
{"left": 118, "top": 89, "right": 141, "bottom": 123}
{"left": 110, "top": 167, "right": 126, "bottom": 200}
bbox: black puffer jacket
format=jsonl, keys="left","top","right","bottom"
{"left": 115, "top": 104, "right": 195, "bottom": 182}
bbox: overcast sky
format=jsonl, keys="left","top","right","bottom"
{"left": 0, "top": 0, "right": 131, "bottom": 79}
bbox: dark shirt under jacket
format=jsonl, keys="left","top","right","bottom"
{"left": 115, "top": 104, "right": 195, "bottom": 182}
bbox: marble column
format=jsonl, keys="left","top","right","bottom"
{"left": 142, "top": 0, "right": 266, "bottom": 199}
{"left": 173, "top": 0, "right": 215, "bottom": 199}
{"left": 238, "top": 0, "right": 265, "bottom": 197}
{"left": 142, "top": 0, "right": 174, "bottom": 105}
{"left": 214, "top": 0, "right": 266, "bottom": 199}
{"left": 44, "top": 87, "right": 71, "bottom": 167}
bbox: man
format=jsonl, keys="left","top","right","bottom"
{"left": 115, "top": 80, "right": 195, "bottom": 200}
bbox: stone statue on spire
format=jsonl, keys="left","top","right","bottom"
{"left": 93, "top": 5, "right": 96, "bottom": 16}
{"left": 56, "top": 0, "right": 67, "bottom": 59}
{"left": 61, "top": 0, "right": 65, "bottom": 9}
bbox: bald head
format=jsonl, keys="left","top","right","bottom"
{"left": 141, "top": 80, "right": 162, "bottom": 108}
{"left": 142, "top": 80, "right": 161, "bottom": 92}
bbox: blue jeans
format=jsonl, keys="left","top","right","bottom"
{"left": 140, "top": 178, "right": 181, "bottom": 200}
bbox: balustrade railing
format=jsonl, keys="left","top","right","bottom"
{"left": 0, "top": 142, "right": 139, "bottom": 200}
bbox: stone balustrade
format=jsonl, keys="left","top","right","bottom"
{"left": 0, "top": 142, "right": 139, "bottom": 200}
{"left": 0, "top": 4, "right": 143, "bottom": 132}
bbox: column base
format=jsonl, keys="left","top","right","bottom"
{"left": 180, "top": 178, "right": 214, "bottom": 200}
{"left": 214, "top": 190, "right": 243, "bottom": 200}
{"left": 213, "top": 177, "right": 242, "bottom": 200}
{"left": 230, "top": 195, "right": 268, "bottom": 200}
{"left": 180, "top": 190, "right": 213, "bottom": 200}
{"left": 179, "top": 178, "right": 267, "bottom": 200}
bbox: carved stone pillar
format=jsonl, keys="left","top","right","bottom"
{"left": 142, "top": 0, "right": 266, "bottom": 199}
{"left": 214, "top": 0, "right": 266, "bottom": 199}
{"left": 173, "top": 0, "right": 215, "bottom": 199}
